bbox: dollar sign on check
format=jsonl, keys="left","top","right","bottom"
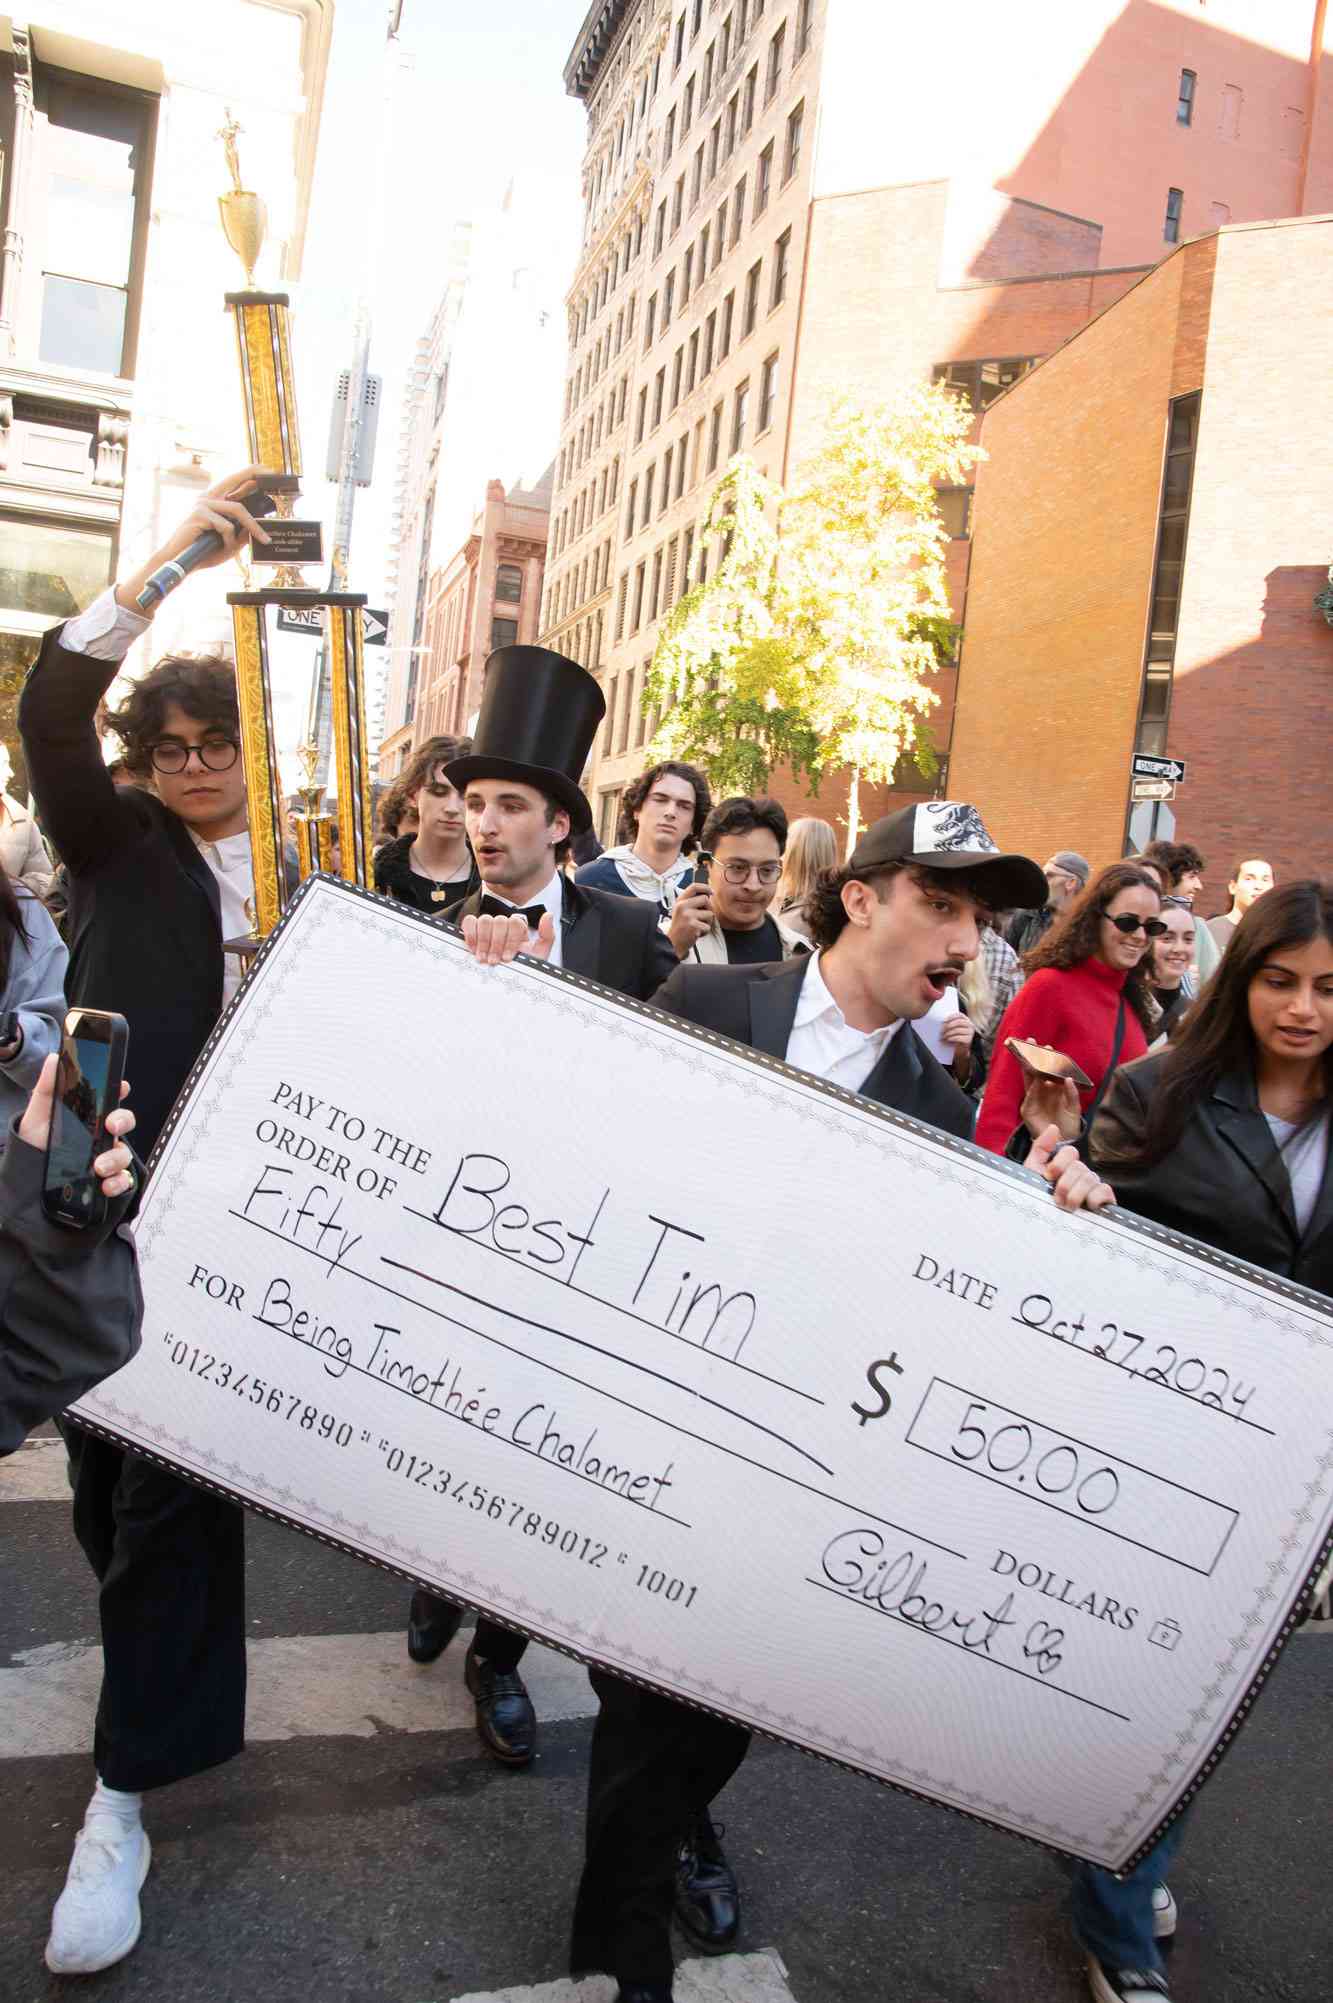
{"left": 852, "top": 1354, "right": 904, "bottom": 1425}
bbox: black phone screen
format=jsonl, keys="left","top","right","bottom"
{"left": 43, "top": 1013, "right": 127, "bottom": 1227}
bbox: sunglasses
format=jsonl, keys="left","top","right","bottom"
{"left": 1105, "top": 911, "right": 1168, "bottom": 938}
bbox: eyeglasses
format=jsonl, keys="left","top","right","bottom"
{"left": 149, "top": 735, "right": 240, "bottom": 775}
{"left": 1104, "top": 911, "right": 1168, "bottom": 938}
{"left": 716, "top": 860, "right": 783, "bottom": 885}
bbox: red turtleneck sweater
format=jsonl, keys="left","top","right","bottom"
{"left": 975, "top": 957, "right": 1147, "bottom": 1155}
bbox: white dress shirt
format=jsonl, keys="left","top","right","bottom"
{"left": 914, "top": 985, "right": 961, "bottom": 1065}
{"left": 784, "top": 951, "right": 900, "bottom": 1092}
{"left": 61, "top": 587, "right": 256, "bottom": 1008}
{"left": 62, "top": 587, "right": 151, "bottom": 664}
{"left": 482, "top": 871, "right": 565, "bottom": 970}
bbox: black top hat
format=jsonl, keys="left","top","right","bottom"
{"left": 444, "top": 646, "right": 605, "bottom": 835}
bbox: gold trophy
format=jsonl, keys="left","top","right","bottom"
{"left": 218, "top": 119, "right": 374, "bottom": 950}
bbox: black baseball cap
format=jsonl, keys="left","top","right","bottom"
{"left": 847, "top": 803, "right": 1047, "bottom": 912}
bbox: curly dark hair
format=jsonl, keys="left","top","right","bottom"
{"left": 699, "top": 794, "right": 787, "bottom": 855}
{"left": 1143, "top": 839, "right": 1206, "bottom": 888}
{"left": 618, "top": 761, "right": 712, "bottom": 852}
{"left": 400, "top": 734, "right": 473, "bottom": 799}
{"left": 1024, "top": 861, "right": 1162, "bottom": 1033}
{"left": 806, "top": 860, "right": 1000, "bottom": 949}
{"left": 103, "top": 655, "right": 238, "bottom": 780}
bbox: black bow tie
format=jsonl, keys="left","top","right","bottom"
{"left": 479, "top": 893, "right": 548, "bottom": 929}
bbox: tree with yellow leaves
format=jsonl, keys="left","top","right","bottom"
{"left": 644, "top": 382, "right": 982, "bottom": 852}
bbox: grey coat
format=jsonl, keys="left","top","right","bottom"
{"left": 0, "top": 891, "right": 68, "bottom": 1130}
{"left": 0, "top": 1122, "right": 142, "bottom": 1455}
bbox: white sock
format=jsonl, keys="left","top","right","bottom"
{"left": 86, "top": 1777, "right": 143, "bottom": 1833}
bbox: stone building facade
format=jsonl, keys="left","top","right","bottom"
{"left": 549, "top": 0, "right": 1333, "bottom": 849}
{"left": 0, "top": 2, "right": 332, "bottom": 790}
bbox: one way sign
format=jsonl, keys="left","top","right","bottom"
{"left": 276, "top": 605, "right": 388, "bottom": 644}
{"left": 1131, "top": 753, "right": 1187, "bottom": 783}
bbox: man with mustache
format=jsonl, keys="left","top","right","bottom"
{"left": 572, "top": 803, "right": 1049, "bottom": 2003}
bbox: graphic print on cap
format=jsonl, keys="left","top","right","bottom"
{"left": 912, "top": 802, "right": 999, "bottom": 856}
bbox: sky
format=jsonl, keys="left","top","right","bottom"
{"left": 292, "top": 0, "right": 587, "bottom": 613}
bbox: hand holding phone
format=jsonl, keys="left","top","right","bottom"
{"left": 1006, "top": 1038, "right": 1087, "bottom": 1145}
{"left": 668, "top": 876, "right": 715, "bottom": 958}
{"left": 42, "top": 1010, "right": 130, "bottom": 1228}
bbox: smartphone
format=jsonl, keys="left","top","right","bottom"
{"left": 42, "top": 1009, "right": 130, "bottom": 1229}
{"left": 693, "top": 849, "right": 713, "bottom": 889}
{"left": 1004, "top": 1037, "right": 1094, "bottom": 1090}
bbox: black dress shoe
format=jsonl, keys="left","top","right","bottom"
{"left": 406, "top": 1589, "right": 463, "bottom": 1664}
{"left": 674, "top": 1811, "right": 740, "bottom": 1953}
{"left": 464, "top": 1639, "right": 537, "bottom": 1764}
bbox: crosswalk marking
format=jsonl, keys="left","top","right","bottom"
{"left": 449, "top": 1949, "right": 798, "bottom": 2002}
{"left": 1, "top": 1435, "right": 71, "bottom": 1502}
{"left": 0, "top": 1629, "right": 597, "bottom": 1760}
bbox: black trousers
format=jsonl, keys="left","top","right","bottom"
{"left": 570, "top": 1669, "right": 751, "bottom": 1991}
{"left": 62, "top": 1426, "right": 247, "bottom": 1791}
{"left": 417, "top": 1590, "right": 528, "bottom": 1673}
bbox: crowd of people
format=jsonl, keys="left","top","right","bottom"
{"left": 1, "top": 467, "right": 1330, "bottom": 2003}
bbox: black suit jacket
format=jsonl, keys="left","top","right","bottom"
{"left": 654, "top": 954, "right": 976, "bottom": 1139}
{"left": 446, "top": 875, "right": 679, "bottom": 1003}
{"left": 1092, "top": 1052, "right": 1333, "bottom": 1295}
{"left": 20, "top": 624, "right": 230, "bottom": 1156}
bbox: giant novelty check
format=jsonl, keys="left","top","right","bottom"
{"left": 73, "top": 878, "right": 1333, "bottom": 1870}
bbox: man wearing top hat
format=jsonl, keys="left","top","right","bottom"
{"left": 569, "top": 804, "right": 1103, "bottom": 2003}
{"left": 399, "top": 644, "right": 678, "bottom": 1766}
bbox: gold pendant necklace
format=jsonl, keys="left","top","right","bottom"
{"left": 430, "top": 886, "right": 448, "bottom": 902}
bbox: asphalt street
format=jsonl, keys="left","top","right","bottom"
{"left": 2, "top": 1437, "right": 1330, "bottom": 2003}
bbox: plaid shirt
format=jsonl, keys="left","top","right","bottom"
{"left": 977, "top": 925, "right": 1023, "bottom": 1057}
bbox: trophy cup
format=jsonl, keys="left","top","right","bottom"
{"left": 218, "top": 117, "right": 374, "bottom": 949}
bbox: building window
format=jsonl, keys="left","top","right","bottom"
{"left": 1135, "top": 393, "right": 1200, "bottom": 755}
{"left": 644, "top": 293, "right": 657, "bottom": 350}
{"left": 490, "top": 617, "right": 518, "bottom": 650}
{"left": 731, "top": 176, "right": 747, "bottom": 244}
{"left": 495, "top": 563, "right": 523, "bottom": 604}
{"left": 619, "top": 666, "right": 636, "bottom": 751}
{"left": 931, "top": 356, "right": 1037, "bottom": 411}
{"left": 649, "top": 548, "right": 664, "bottom": 624}
{"left": 1177, "top": 68, "right": 1196, "bottom": 126}
{"left": 671, "top": 346, "right": 684, "bottom": 409}
{"left": 631, "top": 563, "right": 647, "bottom": 633}
{"left": 783, "top": 100, "right": 804, "bottom": 182}
{"left": 653, "top": 366, "right": 666, "bottom": 426}
{"left": 699, "top": 221, "right": 711, "bottom": 272}
{"left": 626, "top": 478, "right": 638, "bottom": 537}
{"left": 636, "top": 386, "right": 648, "bottom": 443}
{"left": 642, "top": 464, "right": 656, "bottom": 524}
{"left": 742, "top": 260, "right": 761, "bottom": 335}
{"left": 676, "top": 432, "right": 689, "bottom": 496}
{"left": 765, "top": 23, "right": 785, "bottom": 103}
{"left": 683, "top": 76, "right": 695, "bottom": 132}
{"left": 614, "top": 570, "right": 629, "bottom": 640}
{"left": 672, "top": 174, "right": 685, "bottom": 230}
{"left": 703, "top": 309, "right": 717, "bottom": 374}
{"left": 692, "top": 143, "right": 705, "bottom": 206}
{"left": 703, "top": 43, "right": 715, "bottom": 103}
{"left": 663, "top": 270, "right": 676, "bottom": 326}
{"left": 673, "top": 12, "right": 686, "bottom": 69}
{"left": 795, "top": 0, "right": 813, "bottom": 57}
{"left": 707, "top": 400, "right": 723, "bottom": 470}
{"left": 715, "top": 199, "right": 728, "bottom": 264}
{"left": 742, "top": 64, "right": 758, "bottom": 134}
{"left": 34, "top": 71, "right": 155, "bottom": 376}
{"left": 935, "top": 487, "right": 972, "bottom": 538}
{"left": 755, "top": 141, "right": 773, "bottom": 217}
{"left": 682, "top": 246, "right": 694, "bottom": 305}
{"left": 771, "top": 228, "right": 791, "bottom": 308}
{"left": 1164, "top": 187, "right": 1184, "bottom": 243}
{"left": 662, "top": 446, "right": 674, "bottom": 504}
{"left": 730, "top": 380, "right": 750, "bottom": 454}
{"left": 758, "top": 350, "right": 779, "bottom": 433}
{"left": 654, "top": 201, "right": 667, "bottom": 256}
{"left": 719, "top": 290, "right": 735, "bottom": 357}
{"left": 687, "top": 328, "right": 700, "bottom": 393}
{"left": 725, "top": 93, "right": 738, "bottom": 159}
{"left": 664, "top": 107, "right": 676, "bottom": 160}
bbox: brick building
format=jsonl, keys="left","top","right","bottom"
{"left": 950, "top": 214, "right": 1333, "bottom": 889}
{"left": 548, "top": 0, "right": 1333, "bottom": 847}
{"left": 380, "top": 470, "right": 552, "bottom": 769}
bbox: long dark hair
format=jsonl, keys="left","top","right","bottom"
{"left": 1100, "top": 879, "right": 1333, "bottom": 1168}
{"left": 1024, "top": 861, "right": 1161, "bottom": 1033}
{"left": 0, "top": 855, "right": 29, "bottom": 990}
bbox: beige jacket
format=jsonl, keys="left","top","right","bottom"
{"left": 664, "top": 910, "right": 810, "bottom": 966}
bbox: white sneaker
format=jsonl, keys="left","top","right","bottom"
{"left": 45, "top": 1815, "right": 152, "bottom": 1974}
{"left": 1152, "top": 1882, "right": 1177, "bottom": 1939}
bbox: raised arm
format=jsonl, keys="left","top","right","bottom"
{"left": 19, "top": 468, "right": 275, "bottom": 877}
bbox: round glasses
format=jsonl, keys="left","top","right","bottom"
{"left": 149, "top": 735, "right": 240, "bottom": 776}
{"left": 715, "top": 860, "right": 783, "bottom": 886}
{"left": 1105, "top": 911, "right": 1168, "bottom": 938}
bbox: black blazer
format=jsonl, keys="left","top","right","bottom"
{"left": 654, "top": 955, "right": 976, "bottom": 1140}
{"left": 1092, "top": 1051, "right": 1333, "bottom": 1295}
{"left": 446, "top": 875, "right": 678, "bottom": 1003}
{"left": 20, "top": 624, "right": 233, "bottom": 1156}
